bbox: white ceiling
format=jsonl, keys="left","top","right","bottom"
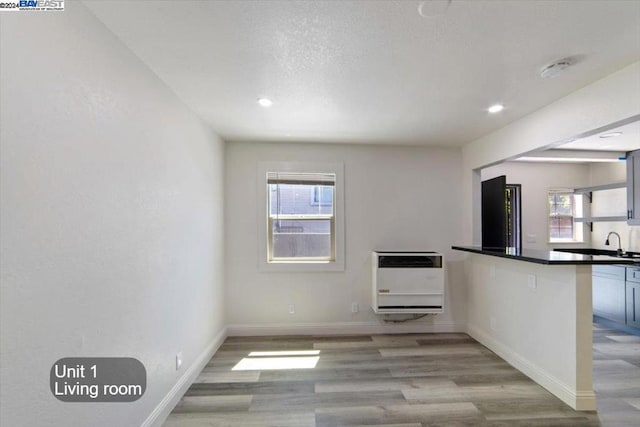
{"left": 84, "top": 0, "right": 640, "bottom": 146}
{"left": 512, "top": 117, "right": 640, "bottom": 163}
{"left": 558, "top": 120, "right": 640, "bottom": 152}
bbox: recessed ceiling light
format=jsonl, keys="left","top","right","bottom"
{"left": 418, "top": 0, "right": 452, "bottom": 17}
{"left": 487, "top": 104, "right": 504, "bottom": 114}
{"left": 257, "top": 97, "right": 273, "bottom": 107}
{"left": 599, "top": 132, "right": 623, "bottom": 139}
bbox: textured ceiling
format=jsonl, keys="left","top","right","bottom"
{"left": 84, "top": 0, "right": 640, "bottom": 146}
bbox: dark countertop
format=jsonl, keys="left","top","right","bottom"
{"left": 452, "top": 245, "right": 639, "bottom": 265}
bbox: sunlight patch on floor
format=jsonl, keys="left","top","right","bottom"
{"left": 249, "top": 350, "right": 320, "bottom": 357}
{"left": 232, "top": 350, "right": 321, "bottom": 371}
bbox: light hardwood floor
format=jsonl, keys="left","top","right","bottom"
{"left": 164, "top": 326, "right": 639, "bottom": 426}
{"left": 592, "top": 323, "right": 640, "bottom": 427}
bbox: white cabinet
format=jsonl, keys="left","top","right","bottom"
{"left": 593, "top": 265, "right": 640, "bottom": 331}
{"left": 626, "top": 267, "right": 640, "bottom": 328}
{"left": 592, "top": 265, "right": 626, "bottom": 323}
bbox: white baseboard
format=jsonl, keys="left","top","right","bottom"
{"left": 466, "top": 324, "right": 596, "bottom": 411}
{"left": 141, "top": 327, "right": 228, "bottom": 427}
{"left": 226, "top": 320, "right": 465, "bottom": 336}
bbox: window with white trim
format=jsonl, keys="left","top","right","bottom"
{"left": 548, "top": 190, "right": 584, "bottom": 243}
{"left": 267, "top": 172, "right": 336, "bottom": 263}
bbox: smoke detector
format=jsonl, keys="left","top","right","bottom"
{"left": 540, "top": 58, "right": 574, "bottom": 79}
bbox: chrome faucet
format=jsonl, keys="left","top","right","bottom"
{"left": 605, "top": 231, "right": 625, "bottom": 255}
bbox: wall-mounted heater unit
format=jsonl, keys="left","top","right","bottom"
{"left": 372, "top": 251, "right": 444, "bottom": 314}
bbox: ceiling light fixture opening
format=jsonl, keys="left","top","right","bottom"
{"left": 257, "top": 97, "right": 273, "bottom": 107}
{"left": 488, "top": 104, "right": 504, "bottom": 114}
{"left": 599, "top": 132, "right": 623, "bottom": 139}
{"left": 418, "top": 0, "right": 452, "bottom": 17}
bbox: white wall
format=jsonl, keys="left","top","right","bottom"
{"left": 590, "top": 161, "right": 628, "bottom": 186}
{"left": 225, "top": 142, "right": 466, "bottom": 334}
{"left": 481, "top": 162, "right": 591, "bottom": 250}
{"left": 0, "top": 4, "right": 225, "bottom": 427}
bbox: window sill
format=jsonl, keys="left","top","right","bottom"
{"left": 268, "top": 260, "right": 333, "bottom": 264}
{"left": 259, "top": 260, "right": 345, "bottom": 273}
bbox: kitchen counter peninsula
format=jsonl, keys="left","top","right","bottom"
{"left": 452, "top": 245, "right": 638, "bottom": 265}
{"left": 452, "top": 244, "right": 602, "bottom": 412}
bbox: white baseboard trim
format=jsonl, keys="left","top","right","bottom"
{"left": 141, "top": 327, "right": 228, "bottom": 427}
{"left": 467, "top": 324, "right": 596, "bottom": 411}
{"left": 226, "top": 321, "right": 465, "bottom": 336}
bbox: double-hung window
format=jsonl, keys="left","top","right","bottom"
{"left": 258, "top": 162, "right": 344, "bottom": 271}
{"left": 548, "top": 190, "right": 584, "bottom": 243}
{"left": 267, "top": 172, "right": 336, "bottom": 262}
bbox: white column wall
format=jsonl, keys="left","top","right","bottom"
{"left": 465, "top": 254, "right": 595, "bottom": 410}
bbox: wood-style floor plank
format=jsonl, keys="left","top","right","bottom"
{"left": 164, "top": 325, "right": 640, "bottom": 426}
{"left": 163, "top": 411, "right": 316, "bottom": 427}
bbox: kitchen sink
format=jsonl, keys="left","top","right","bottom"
{"left": 614, "top": 253, "right": 640, "bottom": 259}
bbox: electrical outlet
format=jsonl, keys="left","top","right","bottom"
{"left": 176, "top": 352, "right": 182, "bottom": 370}
{"left": 351, "top": 302, "right": 359, "bottom": 313}
{"left": 489, "top": 265, "right": 496, "bottom": 278}
{"left": 288, "top": 304, "right": 295, "bottom": 315}
{"left": 527, "top": 274, "right": 537, "bottom": 290}
{"left": 526, "top": 234, "right": 537, "bottom": 243}
{"left": 490, "top": 316, "right": 497, "bottom": 331}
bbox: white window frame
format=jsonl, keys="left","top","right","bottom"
{"left": 548, "top": 189, "right": 584, "bottom": 244}
{"left": 267, "top": 172, "right": 336, "bottom": 263}
{"left": 257, "top": 161, "right": 345, "bottom": 272}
